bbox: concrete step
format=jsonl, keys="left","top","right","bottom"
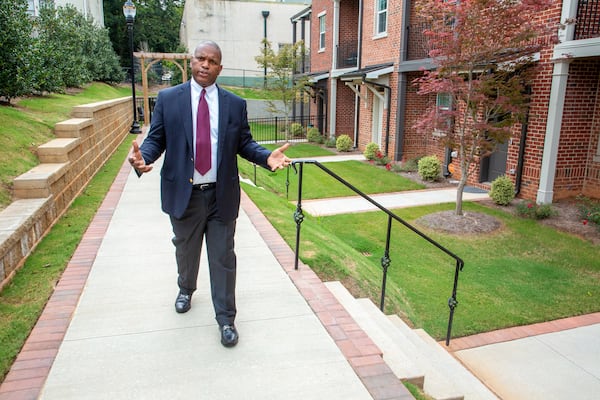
{"left": 409, "top": 326, "right": 499, "bottom": 400}
{"left": 324, "top": 281, "right": 425, "bottom": 388}
{"left": 354, "top": 298, "right": 463, "bottom": 400}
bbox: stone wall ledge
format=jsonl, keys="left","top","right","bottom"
{"left": 54, "top": 118, "right": 93, "bottom": 136}
{"left": 37, "top": 138, "right": 81, "bottom": 163}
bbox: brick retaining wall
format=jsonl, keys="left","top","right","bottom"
{"left": 0, "top": 97, "right": 133, "bottom": 291}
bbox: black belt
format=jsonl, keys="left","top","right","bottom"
{"left": 193, "top": 182, "right": 216, "bottom": 190}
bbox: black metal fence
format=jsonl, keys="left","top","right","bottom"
{"left": 248, "top": 115, "right": 316, "bottom": 143}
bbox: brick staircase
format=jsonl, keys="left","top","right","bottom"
{"left": 325, "top": 281, "right": 499, "bottom": 400}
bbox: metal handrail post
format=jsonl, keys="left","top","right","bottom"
{"left": 293, "top": 162, "right": 305, "bottom": 270}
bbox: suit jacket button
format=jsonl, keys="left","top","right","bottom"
{"left": 189, "top": 178, "right": 193, "bottom": 183}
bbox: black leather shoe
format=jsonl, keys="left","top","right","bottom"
{"left": 175, "top": 292, "right": 191, "bottom": 313}
{"left": 220, "top": 324, "right": 239, "bottom": 347}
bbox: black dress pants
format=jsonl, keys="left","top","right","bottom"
{"left": 170, "top": 187, "right": 237, "bottom": 326}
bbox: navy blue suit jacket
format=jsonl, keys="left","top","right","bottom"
{"left": 139, "top": 81, "right": 271, "bottom": 221}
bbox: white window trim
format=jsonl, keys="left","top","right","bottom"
{"left": 434, "top": 92, "right": 452, "bottom": 137}
{"left": 374, "top": 0, "right": 388, "bottom": 37}
{"left": 318, "top": 11, "right": 326, "bottom": 51}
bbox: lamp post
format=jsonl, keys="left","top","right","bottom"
{"left": 262, "top": 10, "right": 270, "bottom": 89}
{"left": 123, "top": 0, "right": 141, "bottom": 134}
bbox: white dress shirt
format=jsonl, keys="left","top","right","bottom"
{"left": 190, "top": 79, "right": 219, "bottom": 184}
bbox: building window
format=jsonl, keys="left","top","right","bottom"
{"left": 375, "top": 0, "right": 387, "bottom": 35}
{"left": 437, "top": 92, "right": 452, "bottom": 111}
{"left": 319, "top": 12, "right": 326, "bottom": 51}
{"left": 434, "top": 93, "right": 452, "bottom": 136}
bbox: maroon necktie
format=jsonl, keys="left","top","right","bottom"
{"left": 195, "top": 88, "right": 211, "bottom": 175}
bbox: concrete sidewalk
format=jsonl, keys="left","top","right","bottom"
{"left": 33, "top": 156, "right": 379, "bottom": 400}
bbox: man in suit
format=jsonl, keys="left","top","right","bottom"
{"left": 129, "top": 40, "right": 291, "bottom": 347}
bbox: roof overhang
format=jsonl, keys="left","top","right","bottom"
{"left": 308, "top": 72, "right": 329, "bottom": 83}
{"left": 339, "top": 63, "right": 394, "bottom": 83}
{"left": 553, "top": 37, "right": 600, "bottom": 60}
{"left": 291, "top": 6, "right": 311, "bottom": 22}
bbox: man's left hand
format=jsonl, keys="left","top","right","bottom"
{"left": 267, "top": 143, "right": 292, "bottom": 171}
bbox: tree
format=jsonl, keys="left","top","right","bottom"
{"left": 413, "top": 0, "right": 555, "bottom": 215}
{"left": 32, "top": 4, "right": 124, "bottom": 94}
{"left": 103, "top": 0, "right": 185, "bottom": 67}
{"left": 255, "top": 40, "right": 309, "bottom": 133}
{"left": 0, "top": 0, "right": 35, "bottom": 103}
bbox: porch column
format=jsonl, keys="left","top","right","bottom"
{"left": 536, "top": 60, "right": 569, "bottom": 204}
{"left": 536, "top": 0, "right": 577, "bottom": 204}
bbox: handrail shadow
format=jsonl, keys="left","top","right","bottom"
{"left": 289, "top": 160, "right": 464, "bottom": 345}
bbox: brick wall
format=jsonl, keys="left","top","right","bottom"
{"left": 0, "top": 97, "right": 132, "bottom": 291}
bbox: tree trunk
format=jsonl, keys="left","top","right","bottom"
{"left": 455, "top": 165, "right": 468, "bottom": 216}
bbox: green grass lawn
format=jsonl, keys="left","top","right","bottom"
{"left": 238, "top": 153, "right": 600, "bottom": 340}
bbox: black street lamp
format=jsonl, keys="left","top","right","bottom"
{"left": 262, "top": 10, "right": 270, "bottom": 89}
{"left": 123, "top": 0, "right": 141, "bottom": 134}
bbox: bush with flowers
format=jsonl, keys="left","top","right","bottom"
{"left": 576, "top": 195, "right": 600, "bottom": 231}
{"left": 364, "top": 142, "right": 380, "bottom": 160}
{"left": 515, "top": 201, "right": 556, "bottom": 220}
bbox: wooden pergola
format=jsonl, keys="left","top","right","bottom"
{"left": 133, "top": 52, "right": 192, "bottom": 126}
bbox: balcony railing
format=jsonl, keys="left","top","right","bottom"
{"left": 406, "top": 22, "right": 432, "bottom": 60}
{"left": 575, "top": 0, "right": 600, "bottom": 40}
{"left": 337, "top": 42, "right": 358, "bottom": 69}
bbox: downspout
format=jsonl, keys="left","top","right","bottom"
{"left": 364, "top": 78, "right": 392, "bottom": 156}
{"left": 291, "top": 20, "right": 298, "bottom": 121}
{"left": 514, "top": 87, "right": 531, "bottom": 196}
{"left": 395, "top": 0, "right": 412, "bottom": 161}
{"left": 329, "top": 0, "right": 341, "bottom": 139}
{"left": 354, "top": 0, "right": 364, "bottom": 148}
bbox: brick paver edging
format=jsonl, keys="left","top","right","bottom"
{"left": 0, "top": 156, "right": 132, "bottom": 400}
{"left": 444, "top": 311, "right": 600, "bottom": 352}
{"left": 240, "top": 191, "right": 414, "bottom": 400}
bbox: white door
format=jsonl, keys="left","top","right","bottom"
{"left": 371, "top": 95, "right": 384, "bottom": 147}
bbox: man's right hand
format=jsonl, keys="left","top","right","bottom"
{"left": 128, "top": 140, "right": 153, "bottom": 174}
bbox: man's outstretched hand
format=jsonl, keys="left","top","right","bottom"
{"left": 267, "top": 142, "right": 292, "bottom": 171}
{"left": 128, "top": 140, "right": 153, "bottom": 174}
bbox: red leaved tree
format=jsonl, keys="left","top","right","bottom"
{"left": 413, "top": 0, "right": 556, "bottom": 215}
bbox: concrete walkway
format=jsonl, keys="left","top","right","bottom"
{"left": 1, "top": 151, "right": 598, "bottom": 400}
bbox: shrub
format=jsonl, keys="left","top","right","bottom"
{"left": 289, "top": 123, "right": 303, "bottom": 137}
{"left": 325, "top": 137, "right": 337, "bottom": 148}
{"left": 336, "top": 134, "right": 353, "bottom": 152}
{"left": 515, "top": 201, "right": 557, "bottom": 219}
{"left": 364, "top": 142, "right": 380, "bottom": 160}
{"left": 395, "top": 158, "right": 420, "bottom": 172}
{"left": 489, "top": 175, "right": 515, "bottom": 205}
{"left": 307, "top": 127, "right": 321, "bottom": 143}
{"left": 417, "top": 155, "right": 441, "bottom": 181}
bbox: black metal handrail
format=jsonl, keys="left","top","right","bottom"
{"left": 289, "top": 160, "right": 464, "bottom": 345}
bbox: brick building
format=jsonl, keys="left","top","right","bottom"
{"left": 295, "top": 0, "right": 600, "bottom": 204}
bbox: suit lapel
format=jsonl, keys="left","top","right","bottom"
{"left": 217, "top": 86, "right": 229, "bottom": 170}
{"left": 180, "top": 82, "right": 193, "bottom": 152}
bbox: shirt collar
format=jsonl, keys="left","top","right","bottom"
{"left": 191, "top": 79, "right": 217, "bottom": 97}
